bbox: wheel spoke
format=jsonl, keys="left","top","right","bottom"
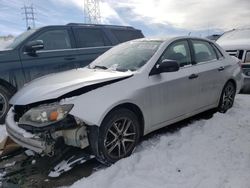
{"left": 105, "top": 137, "right": 117, "bottom": 148}
{"left": 108, "top": 142, "right": 118, "bottom": 154}
{"left": 124, "top": 132, "right": 136, "bottom": 137}
{"left": 117, "top": 142, "right": 121, "bottom": 158}
{"left": 120, "top": 119, "right": 127, "bottom": 133}
{"left": 0, "top": 94, "right": 7, "bottom": 118}
{"left": 108, "top": 129, "right": 118, "bottom": 138}
{"left": 113, "top": 123, "right": 121, "bottom": 134}
{"left": 123, "top": 120, "right": 131, "bottom": 133}
{"left": 121, "top": 140, "right": 127, "bottom": 154}
{"left": 123, "top": 138, "right": 135, "bottom": 143}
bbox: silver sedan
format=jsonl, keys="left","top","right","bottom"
{"left": 6, "top": 37, "right": 243, "bottom": 165}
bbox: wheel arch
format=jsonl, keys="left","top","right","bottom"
{"left": 226, "top": 78, "right": 236, "bottom": 89}
{"left": 103, "top": 102, "right": 145, "bottom": 137}
{"left": 219, "top": 78, "right": 237, "bottom": 99}
{"left": 0, "top": 79, "right": 17, "bottom": 94}
{"left": 216, "top": 78, "right": 237, "bottom": 107}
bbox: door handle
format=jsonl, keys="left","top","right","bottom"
{"left": 64, "top": 57, "right": 76, "bottom": 61}
{"left": 218, "top": 66, "right": 225, "bottom": 71}
{"left": 189, "top": 74, "right": 199, "bottom": 79}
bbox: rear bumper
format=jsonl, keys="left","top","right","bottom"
{"left": 6, "top": 108, "right": 51, "bottom": 154}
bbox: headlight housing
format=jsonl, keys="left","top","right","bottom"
{"left": 19, "top": 104, "right": 74, "bottom": 127}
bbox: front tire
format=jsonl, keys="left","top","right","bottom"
{"left": 218, "top": 81, "right": 236, "bottom": 113}
{"left": 0, "top": 85, "right": 13, "bottom": 124}
{"left": 94, "top": 108, "right": 141, "bottom": 165}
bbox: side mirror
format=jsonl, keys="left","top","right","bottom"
{"left": 24, "top": 40, "right": 44, "bottom": 53}
{"left": 156, "top": 59, "right": 180, "bottom": 74}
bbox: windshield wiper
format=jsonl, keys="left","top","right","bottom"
{"left": 92, "top": 65, "right": 108, "bottom": 70}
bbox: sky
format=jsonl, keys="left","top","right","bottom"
{"left": 0, "top": 0, "right": 250, "bottom": 37}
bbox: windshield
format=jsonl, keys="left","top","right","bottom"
{"left": 6, "top": 29, "right": 37, "bottom": 49}
{"left": 89, "top": 41, "right": 162, "bottom": 72}
{"left": 217, "top": 29, "right": 250, "bottom": 42}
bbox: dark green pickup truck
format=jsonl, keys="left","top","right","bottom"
{"left": 0, "top": 23, "right": 144, "bottom": 123}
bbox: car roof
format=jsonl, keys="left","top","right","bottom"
{"left": 39, "top": 23, "right": 140, "bottom": 31}
{"left": 133, "top": 36, "right": 214, "bottom": 43}
{"left": 67, "top": 23, "right": 137, "bottom": 30}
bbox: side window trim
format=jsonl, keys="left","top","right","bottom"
{"left": 187, "top": 39, "right": 196, "bottom": 65}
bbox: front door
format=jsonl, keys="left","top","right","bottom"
{"left": 148, "top": 40, "right": 201, "bottom": 128}
{"left": 19, "top": 27, "right": 77, "bottom": 83}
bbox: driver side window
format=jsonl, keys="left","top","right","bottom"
{"left": 35, "top": 29, "right": 72, "bottom": 51}
{"left": 160, "top": 40, "right": 191, "bottom": 67}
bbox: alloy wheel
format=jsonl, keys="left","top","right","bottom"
{"left": 0, "top": 93, "right": 7, "bottom": 120}
{"left": 221, "top": 83, "right": 235, "bottom": 111}
{"left": 104, "top": 117, "right": 137, "bottom": 160}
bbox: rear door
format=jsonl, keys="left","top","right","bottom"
{"left": 19, "top": 27, "right": 78, "bottom": 82}
{"left": 190, "top": 39, "right": 227, "bottom": 108}
{"left": 71, "top": 27, "right": 113, "bottom": 68}
{"left": 148, "top": 40, "right": 201, "bottom": 128}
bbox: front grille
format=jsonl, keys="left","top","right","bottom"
{"left": 226, "top": 50, "right": 244, "bottom": 60}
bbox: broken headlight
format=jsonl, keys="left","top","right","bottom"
{"left": 19, "top": 104, "right": 74, "bottom": 127}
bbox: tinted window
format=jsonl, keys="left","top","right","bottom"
{"left": 35, "top": 30, "right": 71, "bottom": 50}
{"left": 160, "top": 40, "right": 191, "bottom": 67}
{"left": 8, "top": 29, "right": 37, "bottom": 49}
{"left": 74, "top": 28, "right": 110, "bottom": 48}
{"left": 192, "top": 40, "right": 217, "bottom": 63}
{"left": 112, "top": 29, "right": 142, "bottom": 43}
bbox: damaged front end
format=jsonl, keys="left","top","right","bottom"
{"left": 6, "top": 103, "right": 90, "bottom": 156}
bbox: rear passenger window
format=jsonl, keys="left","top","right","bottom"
{"left": 112, "top": 29, "right": 142, "bottom": 43}
{"left": 160, "top": 40, "right": 191, "bottom": 67}
{"left": 192, "top": 40, "right": 217, "bottom": 63}
{"left": 74, "top": 28, "right": 111, "bottom": 48}
{"left": 36, "top": 30, "right": 71, "bottom": 50}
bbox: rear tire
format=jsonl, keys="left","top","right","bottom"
{"left": 218, "top": 81, "right": 236, "bottom": 113}
{"left": 93, "top": 108, "right": 141, "bottom": 165}
{"left": 0, "top": 85, "right": 13, "bottom": 124}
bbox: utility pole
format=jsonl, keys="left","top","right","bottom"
{"left": 84, "top": 0, "right": 101, "bottom": 24}
{"left": 22, "top": 4, "right": 36, "bottom": 30}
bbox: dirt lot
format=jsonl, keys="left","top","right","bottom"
{"left": 0, "top": 150, "right": 102, "bottom": 188}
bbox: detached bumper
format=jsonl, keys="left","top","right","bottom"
{"left": 6, "top": 108, "right": 50, "bottom": 153}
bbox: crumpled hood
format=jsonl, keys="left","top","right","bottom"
{"left": 217, "top": 39, "right": 250, "bottom": 50}
{"left": 10, "top": 68, "right": 133, "bottom": 105}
